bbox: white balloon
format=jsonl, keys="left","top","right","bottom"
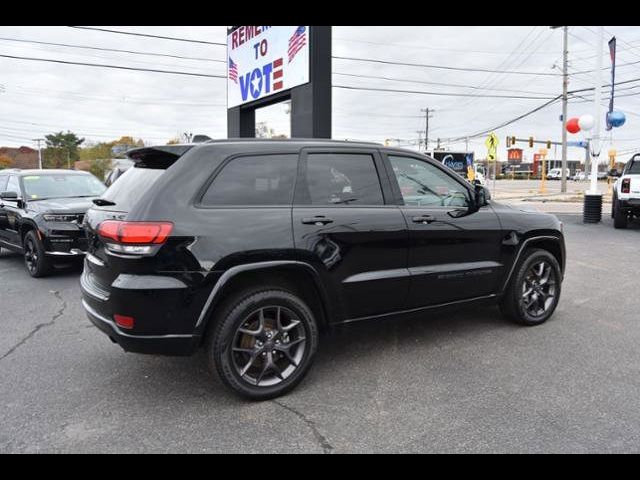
{"left": 578, "top": 114, "right": 595, "bottom": 131}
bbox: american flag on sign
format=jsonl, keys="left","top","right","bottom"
{"left": 228, "top": 57, "right": 238, "bottom": 84}
{"left": 288, "top": 26, "right": 306, "bottom": 63}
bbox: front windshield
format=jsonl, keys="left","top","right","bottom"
{"left": 21, "top": 174, "right": 106, "bottom": 200}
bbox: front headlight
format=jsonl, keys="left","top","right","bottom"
{"left": 43, "top": 214, "right": 79, "bottom": 222}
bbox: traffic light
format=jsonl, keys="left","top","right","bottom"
{"left": 547, "top": 140, "right": 552, "bottom": 149}
{"left": 511, "top": 136, "right": 516, "bottom": 146}
{"left": 529, "top": 137, "right": 534, "bottom": 148}
{"left": 506, "top": 136, "right": 511, "bottom": 148}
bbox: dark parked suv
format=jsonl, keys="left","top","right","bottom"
{"left": 81, "top": 140, "right": 565, "bottom": 399}
{"left": 0, "top": 169, "right": 106, "bottom": 277}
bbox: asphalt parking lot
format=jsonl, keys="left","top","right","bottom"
{"left": 1, "top": 211, "right": 640, "bottom": 453}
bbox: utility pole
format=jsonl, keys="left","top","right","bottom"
{"left": 416, "top": 131, "right": 423, "bottom": 152}
{"left": 32, "top": 138, "right": 44, "bottom": 170}
{"left": 551, "top": 26, "right": 569, "bottom": 193}
{"left": 561, "top": 26, "right": 569, "bottom": 193}
{"left": 420, "top": 108, "right": 434, "bottom": 152}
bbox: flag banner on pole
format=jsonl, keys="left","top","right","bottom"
{"left": 606, "top": 36, "right": 616, "bottom": 131}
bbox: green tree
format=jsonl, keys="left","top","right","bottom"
{"left": 44, "top": 131, "right": 85, "bottom": 169}
{"left": 0, "top": 154, "right": 13, "bottom": 169}
{"left": 88, "top": 158, "right": 112, "bottom": 181}
{"left": 77, "top": 136, "right": 145, "bottom": 180}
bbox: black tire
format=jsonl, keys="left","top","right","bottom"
{"left": 499, "top": 248, "right": 562, "bottom": 326}
{"left": 613, "top": 200, "right": 628, "bottom": 229}
{"left": 23, "top": 230, "right": 52, "bottom": 278}
{"left": 205, "top": 288, "right": 319, "bottom": 400}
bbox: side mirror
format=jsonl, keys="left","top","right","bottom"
{"left": 473, "top": 183, "right": 490, "bottom": 210}
{"left": 0, "top": 191, "right": 19, "bottom": 200}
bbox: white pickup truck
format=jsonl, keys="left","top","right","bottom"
{"left": 612, "top": 154, "right": 640, "bottom": 229}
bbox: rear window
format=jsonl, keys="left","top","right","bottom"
{"left": 626, "top": 159, "right": 640, "bottom": 174}
{"left": 100, "top": 166, "right": 165, "bottom": 211}
{"left": 99, "top": 147, "right": 187, "bottom": 211}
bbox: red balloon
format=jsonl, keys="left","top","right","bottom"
{"left": 566, "top": 117, "right": 581, "bottom": 134}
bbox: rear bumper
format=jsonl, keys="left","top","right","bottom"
{"left": 82, "top": 299, "right": 200, "bottom": 356}
{"left": 618, "top": 198, "right": 640, "bottom": 211}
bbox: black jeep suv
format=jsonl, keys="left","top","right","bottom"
{"left": 81, "top": 140, "right": 565, "bottom": 400}
{"left": 0, "top": 169, "right": 106, "bottom": 277}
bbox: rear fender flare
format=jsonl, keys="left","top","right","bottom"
{"left": 194, "top": 260, "right": 332, "bottom": 335}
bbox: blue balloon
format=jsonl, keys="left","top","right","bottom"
{"left": 608, "top": 110, "right": 626, "bottom": 128}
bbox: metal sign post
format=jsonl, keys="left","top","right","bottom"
{"left": 485, "top": 133, "right": 499, "bottom": 192}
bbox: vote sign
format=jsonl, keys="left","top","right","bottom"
{"left": 227, "top": 26, "right": 310, "bottom": 108}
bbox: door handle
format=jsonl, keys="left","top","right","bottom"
{"left": 301, "top": 216, "right": 334, "bottom": 226}
{"left": 412, "top": 215, "right": 435, "bottom": 224}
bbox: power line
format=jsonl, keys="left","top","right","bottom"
{"left": 332, "top": 72, "right": 554, "bottom": 95}
{"left": 333, "top": 35, "right": 592, "bottom": 55}
{"left": 333, "top": 84, "right": 557, "bottom": 100}
{"left": 443, "top": 96, "right": 563, "bottom": 143}
{"left": 332, "top": 55, "right": 561, "bottom": 76}
{"left": 67, "top": 26, "right": 226, "bottom": 46}
{"left": 0, "top": 54, "right": 226, "bottom": 78}
{"left": 444, "top": 75, "right": 640, "bottom": 145}
{"left": 3, "top": 85, "right": 226, "bottom": 107}
{"left": 0, "top": 36, "right": 226, "bottom": 63}
{"left": 456, "top": 27, "right": 555, "bottom": 120}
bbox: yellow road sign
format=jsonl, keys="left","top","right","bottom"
{"left": 486, "top": 133, "right": 498, "bottom": 162}
{"left": 485, "top": 133, "right": 499, "bottom": 150}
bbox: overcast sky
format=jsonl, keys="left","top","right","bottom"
{"left": 1, "top": 25, "right": 640, "bottom": 163}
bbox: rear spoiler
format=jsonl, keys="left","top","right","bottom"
{"left": 126, "top": 145, "right": 193, "bottom": 169}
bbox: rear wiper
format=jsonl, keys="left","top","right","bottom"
{"left": 92, "top": 198, "right": 116, "bottom": 206}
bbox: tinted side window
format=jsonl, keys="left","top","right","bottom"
{"left": 0, "top": 176, "right": 7, "bottom": 192}
{"left": 304, "top": 153, "right": 384, "bottom": 206}
{"left": 6, "top": 176, "right": 20, "bottom": 195}
{"left": 201, "top": 154, "right": 297, "bottom": 206}
{"left": 389, "top": 155, "right": 470, "bottom": 207}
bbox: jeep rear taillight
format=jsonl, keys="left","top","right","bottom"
{"left": 98, "top": 220, "right": 173, "bottom": 255}
{"left": 622, "top": 178, "right": 631, "bottom": 194}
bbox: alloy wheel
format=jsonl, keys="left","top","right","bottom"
{"left": 231, "top": 306, "right": 307, "bottom": 387}
{"left": 24, "top": 238, "right": 38, "bottom": 274}
{"left": 521, "top": 260, "right": 557, "bottom": 318}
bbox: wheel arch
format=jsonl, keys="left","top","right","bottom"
{"left": 501, "top": 234, "right": 565, "bottom": 294}
{"left": 19, "top": 220, "right": 39, "bottom": 243}
{"left": 196, "top": 261, "right": 333, "bottom": 339}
